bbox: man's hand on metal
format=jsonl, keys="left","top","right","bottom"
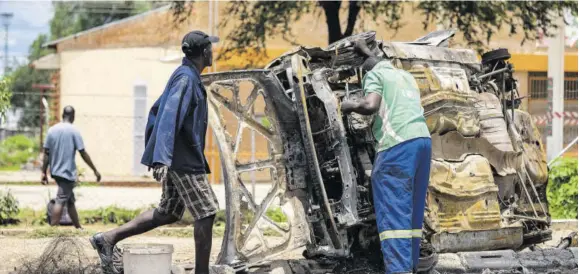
{"left": 353, "top": 39, "right": 370, "bottom": 56}
{"left": 41, "top": 173, "right": 48, "bottom": 185}
{"left": 341, "top": 100, "right": 358, "bottom": 114}
{"left": 153, "top": 165, "right": 168, "bottom": 183}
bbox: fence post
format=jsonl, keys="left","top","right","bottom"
{"left": 39, "top": 88, "right": 44, "bottom": 149}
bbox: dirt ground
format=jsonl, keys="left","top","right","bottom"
{"left": 0, "top": 225, "right": 575, "bottom": 274}
{"left": 0, "top": 227, "right": 306, "bottom": 274}
{"left": 0, "top": 235, "right": 220, "bottom": 274}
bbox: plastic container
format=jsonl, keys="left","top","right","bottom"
{"left": 123, "top": 244, "right": 174, "bottom": 274}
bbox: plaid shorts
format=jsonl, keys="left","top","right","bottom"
{"left": 157, "top": 171, "right": 219, "bottom": 221}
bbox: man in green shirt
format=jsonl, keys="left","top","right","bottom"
{"left": 341, "top": 41, "right": 432, "bottom": 274}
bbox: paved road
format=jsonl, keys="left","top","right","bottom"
{"left": 1, "top": 183, "right": 273, "bottom": 210}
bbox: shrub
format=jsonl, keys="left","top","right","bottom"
{"left": 0, "top": 190, "right": 20, "bottom": 225}
{"left": 547, "top": 157, "right": 578, "bottom": 219}
{"left": 0, "top": 135, "right": 39, "bottom": 167}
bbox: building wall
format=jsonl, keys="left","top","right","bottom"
{"left": 59, "top": 48, "right": 180, "bottom": 176}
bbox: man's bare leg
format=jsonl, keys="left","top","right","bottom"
{"left": 194, "top": 214, "right": 216, "bottom": 274}
{"left": 50, "top": 203, "right": 64, "bottom": 226}
{"left": 67, "top": 202, "right": 82, "bottom": 229}
{"left": 102, "top": 209, "right": 179, "bottom": 245}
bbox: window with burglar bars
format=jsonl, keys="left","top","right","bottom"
{"left": 528, "top": 72, "right": 579, "bottom": 99}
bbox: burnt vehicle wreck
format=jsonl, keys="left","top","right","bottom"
{"left": 201, "top": 30, "right": 553, "bottom": 272}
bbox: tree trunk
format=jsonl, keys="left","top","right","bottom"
{"left": 343, "top": 1, "right": 361, "bottom": 37}
{"left": 319, "top": 1, "right": 343, "bottom": 44}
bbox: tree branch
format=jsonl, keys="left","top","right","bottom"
{"left": 416, "top": 1, "right": 577, "bottom": 53}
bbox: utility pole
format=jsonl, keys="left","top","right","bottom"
{"left": 546, "top": 18, "right": 565, "bottom": 162}
{"left": 0, "top": 12, "right": 13, "bottom": 76}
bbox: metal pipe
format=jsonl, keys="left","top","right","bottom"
{"left": 557, "top": 232, "right": 577, "bottom": 249}
{"left": 511, "top": 85, "right": 515, "bottom": 120}
{"left": 503, "top": 214, "right": 550, "bottom": 223}
{"left": 548, "top": 136, "right": 579, "bottom": 167}
{"left": 251, "top": 106, "right": 256, "bottom": 197}
{"left": 502, "top": 73, "right": 508, "bottom": 127}
{"left": 516, "top": 172, "right": 540, "bottom": 218}
{"left": 477, "top": 67, "right": 510, "bottom": 80}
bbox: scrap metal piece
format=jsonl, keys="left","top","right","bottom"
{"left": 310, "top": 68, "right": 358, "bottom": 226}
{"left": 290, "top": 54, "right": 342, "bottom": 250}
{"left": 200, "top": 29, "right": 555, "bottom": 271}
{"left": 203, "top": 70, "right": 310, "bottom": 269}
{"left": 431, "top": 227, "right": 523, "bottom": 253}
{"left": 428, "top": 156, "right": 500, "bottom": 225}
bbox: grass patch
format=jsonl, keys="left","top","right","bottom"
{"left": 81, "top": 206, "right": 146, "bottom": 225}
{"left": 13, "top": 206, "right": 288, "bottom": 228}
{"left": 25, "top": 227, "right": 94, "bottom": 238}
{"left": 16, "top": 207, "right": 47, "bottom": 226}
{"left": 0, "top": 165, "right": 20, "bottom": 171}
{"left": 13, "top": 206, "right": 150, "bottom": 227}
{"left": 266, "top": 207, "right": 287, "bottom": 223}
{"left": 8, "top": 205, "right": 287, "bottom": 239}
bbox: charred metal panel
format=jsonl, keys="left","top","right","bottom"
{"left": 382, "top": 42, "right": 481, "bottom": 72}
{"left": 514, "top": 110, "right": 548, "bottom": 185}
{"left": 430, "top": 131, "right": 521, "bottom": 176}
{"left": 475, "top": 93, "right": 516, "bottom": 154}
{"left": 431, "top": 227, "right": 523, "bottom": 253}
{"left": 427, "top": 155, "right": 502, "bottom": 233}
{"left": 411, "top": 65, "right": 480, "bottom": 137}
{"left": 290, "top": 55, "right": 343, "bottom": 251}
{"left": 310, "top": 68, "right": 358, "bottom": 226}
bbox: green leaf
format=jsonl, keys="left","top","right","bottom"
{"left": 547, "top": 158, "right": 578, "bottom": 219}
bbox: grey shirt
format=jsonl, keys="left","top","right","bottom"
{"left": 43, "top": 122, "right": 85, "bottom": 182}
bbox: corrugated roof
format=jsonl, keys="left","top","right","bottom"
{"left": 43, "top": 5, "right": 171, "bottom": 48}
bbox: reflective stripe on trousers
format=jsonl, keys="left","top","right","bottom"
{"left": 371, "top": 137, "right": 432, "bottom": 274}
{"left": 379, "top": 229, "right": 422, "bottom": 241}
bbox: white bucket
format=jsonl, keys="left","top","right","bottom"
{"left": 123, "top": 244, "right": 174, "bottom": 274}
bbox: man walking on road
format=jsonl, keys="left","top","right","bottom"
{"left": 42, "top": 105, "right": 101, "bottom": 229}
{"left": 341, "top": 40, "right": 432, "bottom": 274}
{"left": 90, "top": 31, "right": 219, "bottom": 274}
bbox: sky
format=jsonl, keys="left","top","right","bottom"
{"left": 0, "top": 1, "right": 54, "bottom": 76}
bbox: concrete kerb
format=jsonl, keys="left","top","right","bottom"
{"left": 552, "top": 219, "right": 579, "bottom": 231}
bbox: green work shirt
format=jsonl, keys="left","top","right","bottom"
{"left": 363, "top": 60, "right": 430, "bottom": 153}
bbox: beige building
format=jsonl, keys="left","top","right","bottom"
{"left": 34, "top": 3, "right": 577, "bottom": 182}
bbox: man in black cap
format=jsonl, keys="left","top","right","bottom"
{"left": 90, "top": 31, "right": 219, "bottom": 274}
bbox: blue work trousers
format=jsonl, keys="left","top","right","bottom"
{"left": 371, "top": 137, "right": 432, "bottom": 274}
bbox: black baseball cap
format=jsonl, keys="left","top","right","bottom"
{"left": 181, "top": 30, "right": 219, "bottom": 52}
